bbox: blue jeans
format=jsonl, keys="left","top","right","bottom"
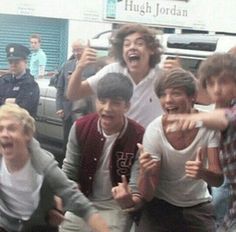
{"left": 211, "top": 178, "right": 230, "bottom": 227}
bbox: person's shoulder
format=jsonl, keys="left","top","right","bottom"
{"left": 66, "top": 58, "right": 76, "bottom": 66}
{"left": 38, "top": 48, "right": 47, "bottom": 58}
{"left": 40, "top": 48, "right": 46, "bottom": 55}
{"left": 0, "top": 73, "right": 11, "bottom": 81}
{"left": 23, "top": 73, "right": 39, "bottom": 88}
{"left": 60, "top": 59, "right": 76, "bottom": 72}
{"left": 30, "top": 139, "right": 56, "bottom": 172}
{"left": 101, "top": 62, "right": 123, "bottom": 72}
{"left": 127, "top": 118, "right": 145, "bottom": 133}
{"left": 146, "top": 115, "right": 162, "bottom": 131}
{"left": 154, "top": 65, "right": 163, "bottom": 74}
{"left": 23, "top": 71, "right": 36, "bottom": 81}
{"left": 75, "top": 113, "right": 98, "bottom": 126}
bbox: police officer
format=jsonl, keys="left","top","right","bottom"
{"left": 0, "top": 43, "right": 40, "bottom": 117}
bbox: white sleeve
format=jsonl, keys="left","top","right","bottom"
{"left": 143, "top": 118, "right": 163, "bottom": 160}
{"left": 206, "top": 129, "right": 220, "bottom": 148}
{"left": 87, "top": 63, "right": 122, "bottom": 95}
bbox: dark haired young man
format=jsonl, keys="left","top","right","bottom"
{"left": 60, "top": 73, "right": 144, "bottom": 232}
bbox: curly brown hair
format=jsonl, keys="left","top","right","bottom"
{"left": 110, "top": 23, "right": 162, "bottom": 68}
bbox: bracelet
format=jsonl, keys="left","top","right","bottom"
{"left": 53, "top": 207, "right": 64, "bottom": 215}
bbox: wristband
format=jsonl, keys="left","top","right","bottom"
{"left": 53, "top": 207, "right": 64, "bottom": 215}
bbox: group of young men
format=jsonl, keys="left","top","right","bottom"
{"left": 0, "top": 23, "right": 236, "bottom": 232}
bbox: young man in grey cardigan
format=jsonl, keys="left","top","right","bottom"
{"left": 0, "top": 103, "right": 110, "bottom": 232}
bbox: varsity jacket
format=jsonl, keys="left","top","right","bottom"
{"left": 63, "top": 113, "right": 144, "bottom": 196}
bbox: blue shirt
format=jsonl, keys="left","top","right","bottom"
{"left": 30, "top": 48, "right": 47, "bottom": 78}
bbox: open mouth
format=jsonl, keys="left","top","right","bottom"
{"left": 101, "top": 114, "right": 113, "bottom": 121}
{"left": 1, "top": 142, "right": 13, "bottom": 150}
{"left": 128, "top": 54, "right": 140, "bottom": 63}
{"left": 166, "top": 107, "right": 179, "bottom": 114}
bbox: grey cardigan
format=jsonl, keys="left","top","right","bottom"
{"left": 0, "top": 139, "right": 97, "bottom": 232}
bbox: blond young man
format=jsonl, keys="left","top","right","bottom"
{"left": 0, "top": 103, "right": 110, "bottom": 232}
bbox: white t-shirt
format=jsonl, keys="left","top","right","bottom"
{"left": 87, "top": 62, "right": 163, "bottom": 128}
{"left": 90, "top": 131, "right": 119, "bottom": 201}
{"left": 0, "top": 158, "right": 43, "bottom": 220}
{"left": 143, "top": 115, "right": 220, "bottom": 207}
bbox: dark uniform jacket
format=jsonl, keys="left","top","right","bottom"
{"left": 0, "top": 70, "right": 39, "bottom": 117}
{"left": 56, "top": 59, "right": 96, "bottom": 120}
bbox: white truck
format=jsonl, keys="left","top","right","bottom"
{"left": 159, "top": 33, "right": 236, "bottom": 74}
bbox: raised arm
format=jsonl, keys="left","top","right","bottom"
{"left": 166, "top": 109, "right": 229, "bottom": 132}
{"left": 67, "top": 47, "right": 96, "bottom": 100}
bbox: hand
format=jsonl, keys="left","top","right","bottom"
{"left": 48, "top": 208, "right": 65, "bottom": 226}
{"left": 76, "top": 40, "right": 97, "bottom": 69}
{"left": 111, "top": 175, "right": 134, "bottom": 209}
{"left": 56, "top": 109, "right": 64, "bottom": 118}
{"left": 163, "top": 57, "right": 181, "bottom": 71}
{"left": 185, "top": 147, "right": 205, "bottom": 179}
{"left": 165, "top": 114, "right": 202, "bottom": 132}
{"left": 138, "top": 143, "right": 160, "bottom": 176}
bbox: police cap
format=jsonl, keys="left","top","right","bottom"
{"left": 6, "top": 43, "right": 30, "bottom": 60}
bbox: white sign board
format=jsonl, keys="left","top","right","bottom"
{"left": 0, "top": 0, "right": 104, "bottom": 22}
{"left": 103, "top": 0, "right": 236, "bottom": 33}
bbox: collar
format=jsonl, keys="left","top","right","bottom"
{"left": 97, "top": 116, "right": 128, "bottom": 139}
{"left": 32, "top": 48, "right": 41, "bottom": 54}
{"left": 123, "top": 65, "right": 159, "bottom": 83}
{"left": 14, "top": 71, "right": 26, "bottom": 80}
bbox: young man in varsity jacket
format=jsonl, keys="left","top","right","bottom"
{"left": 60, "top": 73, "right": 145, "bottom": 232}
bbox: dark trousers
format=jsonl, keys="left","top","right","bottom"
{"left": 0, "top": 228, "right": 7, "bottom": 232}
{"left": 22, "top": 225, "right": 58, "bottom": 232}
{"left": 136, "top": 198, "right": 216, "bottom": 232}
{"left": 0, "top": 225, "right": 58, "bottom": 232}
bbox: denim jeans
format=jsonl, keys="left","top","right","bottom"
{"left": 211, "top": 178, "right": 230, "bottom": 227}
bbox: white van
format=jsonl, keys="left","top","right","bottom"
{"left": 158, "top": 33, "right": 236, "bottom": 109}
{"left": 159, "top": 33, "right": 236, "bottom": 75}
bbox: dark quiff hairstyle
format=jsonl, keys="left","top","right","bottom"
{"left": 155, "top": 68, "right": 197, "bottom": 98}
{"left": 97, "top": 73, "right": 133, "bottom": 102}
{"left": 110, "top": 23, "right": 162, "bottom": 68}
{"left": 198, "top": 53, "right": 236, "bottom": 89}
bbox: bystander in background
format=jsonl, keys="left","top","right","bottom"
{"left": 29, "top": 34, "right": 47, "bottom": 78}
{"left": 0, "top": 43, "right": 39, "bottom": 118}
{"left": 56, "top": 39, "right": 108, "bottom": 155}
